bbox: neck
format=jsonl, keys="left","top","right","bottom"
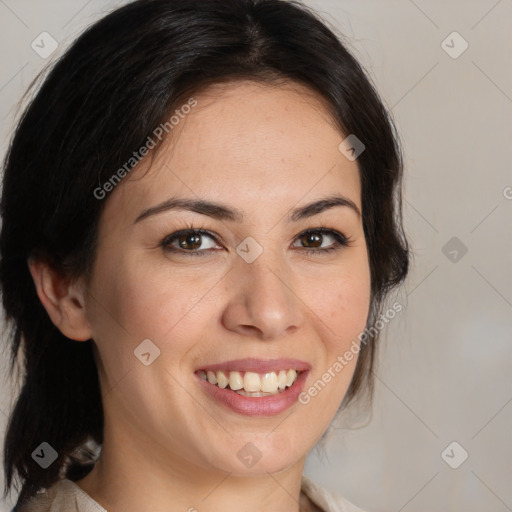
{"left": 76, "top": 424, "right": 309, "bottom": 512}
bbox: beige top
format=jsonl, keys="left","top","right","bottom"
{"left": 15, "top": 475, "right": 366, "bottom": 512}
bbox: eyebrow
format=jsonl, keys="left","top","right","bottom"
{"left": 133, "top": 193, "right": 361, "bottom": 224}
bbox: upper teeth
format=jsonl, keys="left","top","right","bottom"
{"left": 198, "top": 369, "right": 299, "bottom": 393}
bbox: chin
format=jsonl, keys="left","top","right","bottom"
{"left": 203, "top": 434, "right": 308, "bottom": 476}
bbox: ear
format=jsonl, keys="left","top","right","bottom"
{"left": 27, "top": 257, "right": 93, "bottom": 342}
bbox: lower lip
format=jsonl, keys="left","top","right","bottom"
{"left": 195, "top": 371, "right": 309, "bottom": 416}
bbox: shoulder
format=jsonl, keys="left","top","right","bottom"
{"left": 301, "top": 475, "right": 368, "bottom": 512}
{"left": 14, "top": 480, "right": 106, "bottom": 512}
{"left": 16, "top": 476, "right": 363, "bottom": 512}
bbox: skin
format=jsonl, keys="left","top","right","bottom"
{"left": 29, "top": 80, "right": 371, "bottom": 512}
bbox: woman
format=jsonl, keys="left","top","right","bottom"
{"left": 0, "top": 0, "right": 409, "bottom": 511}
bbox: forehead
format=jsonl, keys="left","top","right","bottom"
{"left": 103, "top": 80, "right": 361, "bottom": 228}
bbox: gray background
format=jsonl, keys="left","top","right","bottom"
{"left": 1, "top": 1, "right": 511, "bottom": 511}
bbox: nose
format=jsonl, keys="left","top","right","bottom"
{"left": 221, "top": 252, "right": 303, "bottom": 341}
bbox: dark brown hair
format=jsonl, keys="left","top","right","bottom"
{"left": 0, "top": 0, "right": 409, "bottom": 506}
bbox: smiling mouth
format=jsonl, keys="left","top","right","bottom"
{"left": 197, "top": 369, "right": 301, "bottom": 396}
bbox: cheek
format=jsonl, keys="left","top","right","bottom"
{"left": 314, "top": 262, "right": 371, "bottom": 346}
{"left": 88, "top": 252, "right": 216, "bottom": 358}
{"left": 86, "top": 257, "right": 206, "bottom": 409}
{"left": 300, "top": 271, "right": 371, "bottom": 417}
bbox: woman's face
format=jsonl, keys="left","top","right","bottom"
{"left": 84, "top": 81, "right": 371, "bottom": 476}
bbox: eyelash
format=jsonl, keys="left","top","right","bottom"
{"left": 160, "top": 224, "right": 353, "bottom": 257}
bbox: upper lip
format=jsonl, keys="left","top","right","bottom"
{"left": 196, "top": 358, "right": 311, "bottom": 373}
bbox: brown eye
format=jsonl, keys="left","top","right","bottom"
{"left": 162, "top": 229, "right": 220, "bottom": 256}
{"left": 176, "top": 232, "right": 202, "bottom": 250}
{"left": 299, "top": 232, "right": 323, "bottom": 248}
{"left": 292, "top": 228, "right": 350, "bottom": 255}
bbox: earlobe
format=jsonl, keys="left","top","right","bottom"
{"left": 27, "top": 257, "right": 93, "bottom": 342}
